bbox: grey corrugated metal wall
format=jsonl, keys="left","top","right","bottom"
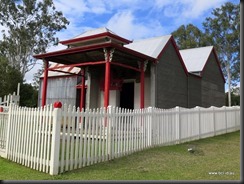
{"left": 188, "top": 75, "right": 202, "bottom": 108}
{"left": 200, "top": 52, "right": 225, "bottom": 107}
{"left": 38, "top": 76, "right": 77, "bottom": 107}
{"left": 155, "top": 42, "right": 188, "bottom": 109}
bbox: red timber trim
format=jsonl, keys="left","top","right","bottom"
{"left": 111, "top": 62, "right": 141, "bottom": 72}
{"left": 76, "top": 85, "right": 87, "bottom": 89}
{"left": 80, "top": 68, "right": 86, "bottom": 110}
{"left": 201, "top": 47, "right": 226, "bottom": 83}
{"left": 41, "top": 60, "right": 49, "bottom": 107}
{"left": 156, "top": 36, "right": 189, "bottom": 77}
{"left": 104, "top": 49, "right": 111, "bottom": 108}
{"left": 48, "top": 69, "right": 80, "bottom": 76}
{"left": 140, "top": 61, "right": 145, "bottom": 109}
{"left": 33, "top": 43, "right": 112, "bottom": 59}
{"left": 40, "top": 74, "right": 77, "bottom": 80}
{"left": 59, "top": 32, "right": 132, "bottom": 45}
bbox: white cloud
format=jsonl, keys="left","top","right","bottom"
{"left": 54, "top": 0, "right": 89, "bottom": 17}
{"left": 180, "top": 0, "right": 229, "bottom": 19}
{"left": 154, "top": 0, "right": 172, "bottom": 8}
{"left": 106, "top": 10, "right": 166, "bottom": 40}
{"left": 86, "top": 0, "right": 108, "bottom": 14}
{"left": 160, "top": 0, "right": 230, "bottom": 21}
{"left": 3, "top": 0, "right": 238, "bottom": 84}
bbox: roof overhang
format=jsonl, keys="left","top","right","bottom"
{"left": 33, "top": 42, "right": 156, "bottom": 65}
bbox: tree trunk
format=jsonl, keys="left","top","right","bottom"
{"left": 226, "top": 62, "right": 231, "bottom": 106}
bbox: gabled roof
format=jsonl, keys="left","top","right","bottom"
{"left": 125, "top": 35, "right": 188, "bottom": 76}
{"left": 125, "top": 35, "right": 172, "bottom": 59}
{"left": 179, "top": 46, "right": 213, "bottom": 72}
{"left": 180, "top": 46, "right": 225, "bottom": 82}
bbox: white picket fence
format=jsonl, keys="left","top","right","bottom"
{"left": 0, "top": 104, "right": 240, "bottom": 175}
{"left": 0, "top": 83, "right": 20, "bottom": 107}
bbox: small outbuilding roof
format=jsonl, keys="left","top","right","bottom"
{"left": 179, "top": 46, "right": 214, "bottom": 72}
{"left": 40, "top": 63, "right": 81, "bottom": 78}
{"left": 125, "top": 35, "right": 172, "bottom": 59}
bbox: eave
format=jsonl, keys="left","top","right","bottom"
{"left": 33, "top": 42, "right": 156, "bottom": 63}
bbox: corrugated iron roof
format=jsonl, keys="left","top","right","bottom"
{"left": 40, "top": 63, "right": 81, "bottom": 78}
{"left": 179, "top": 46, "right": 213, "bottom": 72}
{"left": 125, "top": 35, "right": 172, "bottom": 59}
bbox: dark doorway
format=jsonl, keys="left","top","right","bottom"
{"left": 120, "top": 82, "right": 134, "bottom": 109}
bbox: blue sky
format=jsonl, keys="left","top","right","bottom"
{"left": 11, "top": 0, "right": 239, "bottom": 87}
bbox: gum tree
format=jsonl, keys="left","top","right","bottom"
{"left": 0, "top": 0, "right": 69, "bottom": 79}
{"left": 203, "top": 2, "right": 240, "bottom": 106}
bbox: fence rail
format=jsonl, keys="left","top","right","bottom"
{"left": 0, "top": 104, "right": 240, "bottom": 175}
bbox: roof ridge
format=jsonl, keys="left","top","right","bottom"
{"left": 179, "top": 45, "right": 213, "bottom": 51}
{"left": 73, "top": 27, "right": 118, "bottom": 39}
{"left": 131, "top": 34, "right": 172, "bottom": 42}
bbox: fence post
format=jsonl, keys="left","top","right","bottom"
{"left": 234, "top": 106, "right": 238, "bottom": 131}
{"left": 147, "top": 107, "right": 153, "bottom": 147}
{"left": 50, "top": 102, "right": 62, "bottom": 175}
{"left": 196, "top": 106, "right": 201, "bottom": 139}
{"left": 224, "top": 106, "right": 227, "bottom": 133}
{"left": 211, "top": 106, "right": 216, "bottom": 136}
{"left": 107, "top": 106, "right": 112, "bottom": 160}
{"left": 175, "top": 106, "right": 180, "bottom": 144}
{"left": 5, "top": 104, "right": 13, "bottom": 158}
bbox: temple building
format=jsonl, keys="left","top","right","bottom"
{"left": 34, "top": 27, "right": 225, "bottom": 109}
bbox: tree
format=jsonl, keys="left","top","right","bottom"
{"left": 0, "top": 55, "right": 38, "bottom": 107}
{"left": 203, "top": 2, "right": 240, "bottom": 106}
{"left": 172, "top": 24, "right": 207, "bottom": 49}
{"left": 225, "top": 92, "right": 240, "bottom": 106}
{"left": 19, "top": 83, "right": 38, "bottom": 107}
{"left": 0, "top": 55, "right": 23, "bottom": 97}
{"left": 32, "top": 66, "right": 44, "bottom": 90}
{"left": 0, "top": 0, "right": 69, "bottom": 79}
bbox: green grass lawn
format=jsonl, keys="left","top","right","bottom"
{"left": 0, "top": 130, "right": 240, "bottom": 181}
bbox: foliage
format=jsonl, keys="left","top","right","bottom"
{"left": 0, "top": 55, "right": 23, "bottom": 97}
{"left": 203, "top": 2, "right": 240, "bottom": 86}
{"left": 32, "top": 66, "right": 44, "bottom": 91}
{"left": 203, "top": 2, "right": 239, "bottom": 106}
{"left": 19, "top": 83, "right": 38, "bottom": 107}
{"left": 172, "top": 24, "right": 207, "bottom": 49}
{"left": 0, "top": 55, "right": 38, "bottom": 107}
{"left": 225, "top": 92, "right": 240, "bottom": 106}
{"left": 0, "top": 0, "right": 69, "bottom": 79}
